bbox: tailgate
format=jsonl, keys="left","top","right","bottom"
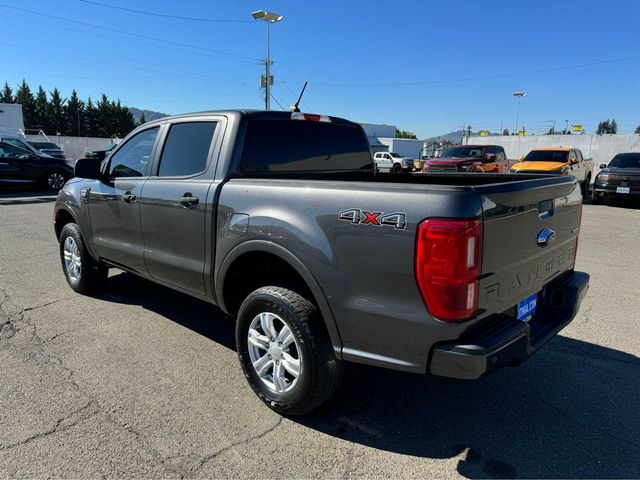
{"left": 477, "top": 176, "right": 582, "bottom": 319}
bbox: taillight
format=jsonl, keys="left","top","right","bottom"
{"left": 415, "top": 219, "right": 482, "bottom": 322}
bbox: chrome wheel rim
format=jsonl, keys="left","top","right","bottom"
{"left": 247, "top": 312, "right": 301, "bottom": 393}
{"left": 63, "top": 237, "right": 81, "bottom": 282}
{"left": 48, "top": 172, "right": 66, "bottom": 190}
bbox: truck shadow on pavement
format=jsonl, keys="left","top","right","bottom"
{"left": 100, "top": 271, "right": 639, "bottom": 479}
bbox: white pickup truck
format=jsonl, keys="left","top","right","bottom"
{"left": 373, "top": 151, "right": 414, "bottom": 172}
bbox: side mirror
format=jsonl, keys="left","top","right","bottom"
{"left": 74, "top": 158, "right": 102, "bottom": 180}
{"left": 599, "top": 163, "right": 607, "bottom": 169}
{"left": 485, "top": 155, "right": 497, "bottom": 162}
{"left": 569, "top": 157, "right": 578, "bottom": 165}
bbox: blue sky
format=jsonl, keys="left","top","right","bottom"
{"left": 1, "top": 0, "right": 638, "bottom": 137}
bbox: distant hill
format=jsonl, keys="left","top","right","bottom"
{"left": 128, "top": 107, "right": 168, "bottom": 123}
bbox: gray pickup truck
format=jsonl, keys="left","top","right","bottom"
{"left": 54, "top": 111, "right": 589, "bottom": 415}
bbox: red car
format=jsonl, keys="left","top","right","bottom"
{"left": 423, "top": 145, "right": 509, "bottom": 173}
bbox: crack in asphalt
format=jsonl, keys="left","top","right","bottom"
{"left": 0, "top": 401, "right": 97, "bottom": 452}
{"left": 0, "top": 287, "right": 188, "bottom": 477}
{"left": 190, "top": 416, "right": 285, "bottom": 474}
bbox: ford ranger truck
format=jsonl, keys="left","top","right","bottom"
{"left": 54, "top": 111, "right": 589, "bottom": 415}
{"left": 422, "top": 145, "right": 511, "bottom": 173}
{"left": 511, "top": 147, "right": 593, "bottom": 196}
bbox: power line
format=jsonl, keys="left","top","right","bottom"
{"left": 270, "top": 93, "right": 286, "bottom": 110}
{"left": 0, "top": 3, "right": 260, "bottom": 63}
{"left": 1, "top": 29, "right": 257, "bottom": 84}
{"left": 305, "top": 54, "right": 640, "bottom": 87}
{"left": 0, "top": 12, "right": 256, "bottom": 65}
{"left": 79, "top": 0, "right": 252, "bottom": 23}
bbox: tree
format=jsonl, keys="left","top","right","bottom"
{"left": 48, "top": 88, "right": 66, "bottom": 135}
{"left": 137, "top": 112, "right": 146, "bottom": 126}
{"left": 596, "top": 119, "right": 617, "bottom": 134}
{"left": 34, "top": 86, "right": 49, "bottom": 133}
{"left": 635, "top": 125, "right": 640, "bottom": 134}
{"left": 502, "top": 128, "right": 509, "bottom": 136}
{"left": 84, "top": 97, "right": 98, "bottom": 137}
{"left": 0, "top": 82, "right": 13, "bottom": 103}
{"left": 64, "top": 89, "right": 84, "bottom": 137}
{"left": 395, "top": 129, "right": 417, "bottom": 139}
{"left": 14, "top": 79, "right": 36, "bottom": 129}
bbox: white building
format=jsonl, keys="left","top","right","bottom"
{"left": 0, "top": 103, "right": 25, "bottom": 132}
{"left": 377, "top": 138, "right": 426, "bottom": 160}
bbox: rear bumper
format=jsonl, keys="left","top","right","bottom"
{"left": 429, "top": 271, "right": 589, "bottom": 380}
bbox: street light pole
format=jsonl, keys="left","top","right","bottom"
{"left": 252, "top": 10, "right": 283, "bottom": 111}
{"left": 265, "top": 20, "right": 270, "bottom": 111}
{"left": 513, "top": 91, "right": 526, "bottom": 134}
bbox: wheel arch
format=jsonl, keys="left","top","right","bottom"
{"left": 216, "top": 240, "right": 343, "bottom": 356}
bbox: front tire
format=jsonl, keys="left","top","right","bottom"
{"left": 236, "top": 287, "right": 344, "bottom": 416}
{"left": 391, "top": 163, "right": 402, "bottom": 173}
{"left": 59, "top": 223, "right": 107, "bottom": 294}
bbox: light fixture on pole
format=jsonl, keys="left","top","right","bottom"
{"left": 513, "top": 91, "right": 526, "bottom": 134}
{"left": 252, "top": 10, "right": 283, "bottom": 111}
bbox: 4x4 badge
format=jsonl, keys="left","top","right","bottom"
{"left": 338, "top": 209, "right": 407, "bottom": 230}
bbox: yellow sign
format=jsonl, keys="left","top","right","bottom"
{"left": 480, "top": 131, "right": 489, "bottom": 137}
{"left": 572, "top": 125, "right": 583, "bottom": 132}
{"left": 518, "top": 131, "right": 526, "bottom": 136}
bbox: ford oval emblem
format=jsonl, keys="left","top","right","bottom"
{"left": 537, "top": 228, "right": 556, "bottom": 248}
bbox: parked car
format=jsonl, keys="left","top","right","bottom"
{"left": 592, "top": 152, "right": 640, "bottom": 203}
{"left": 29, "top": 141, "right": 66, "bottom": 159}
{"left": 422, "top": 145, "right": 511, "bottom": 173}
{"left": 54, "top": 110, "right": 588, "bottom": 415}
{"left": 83, "top": 143, "right": 116, "bottom": 162}
{"left": 0, "top": 141, "right": 74, "bottom": 190}
{"left": 373, "top": 151, "right": 414, "bottom": 172}
{"left": 510, "top": 148, "right": 593, "bottom": 195}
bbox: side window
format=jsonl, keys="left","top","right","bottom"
{"left": 569, "top": 150, "right": 577, "bottom": 163}
{"left": 0, "top": 143, "right": 30, "bottom": 159}
{"left": 108, "top": 127, "right": 159, "bottom": 178}
{"left": 3, "top": 138, "right": 31, "bottom": 151}
{"left": 157, "top": 122, "right": 217, "bottom": 177}
{"left": 575, "top": 150, "right": 583, "bottom": 162}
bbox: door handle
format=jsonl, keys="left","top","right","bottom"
{"left": 179, "top": 193, "right": 199, "bottom": 207}
{"left": 121, "top": 192, "right": 136, "bottom": 203}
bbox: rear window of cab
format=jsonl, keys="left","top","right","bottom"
{"left": 240, "top": 120, "right": 372, "bottom": 173}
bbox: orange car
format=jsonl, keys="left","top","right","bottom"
{"left": 510, "top": 147, "right": 593, "bottom": 194}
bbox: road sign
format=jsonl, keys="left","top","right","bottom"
{"left": 518, "top": 130, "right": 526, "bottom": 136}
{"left": 572, "top": 125, "right": 583, "bottom": 132}
{"left": 480, "top": 131, "right": 489, "bottom": 137}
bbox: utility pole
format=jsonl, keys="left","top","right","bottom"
{"left": 252, "top": 11, "right": 283, "bottom": 111}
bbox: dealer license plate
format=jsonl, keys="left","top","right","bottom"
{"left": 616, "top": 187, "right": 630, "bottom": 194}
{"left": 517, "top": 293, "right": 537, "bottom": 322}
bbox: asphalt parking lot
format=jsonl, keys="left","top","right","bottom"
{"left": 0, "top": 187, "right": 639, "bottom": 479}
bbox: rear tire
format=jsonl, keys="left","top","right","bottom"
{"left": 59, "top": 223, "right": 107, "bottom": 294}
{"left": 236, "top": 286, "right": 344, "bottom": 416}
{"left": 44, "top": 169, "right": 69, "bottom": 191}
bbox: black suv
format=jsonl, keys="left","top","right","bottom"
{"left": 0, "top": 142, "right": 74, "bottom": 190}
